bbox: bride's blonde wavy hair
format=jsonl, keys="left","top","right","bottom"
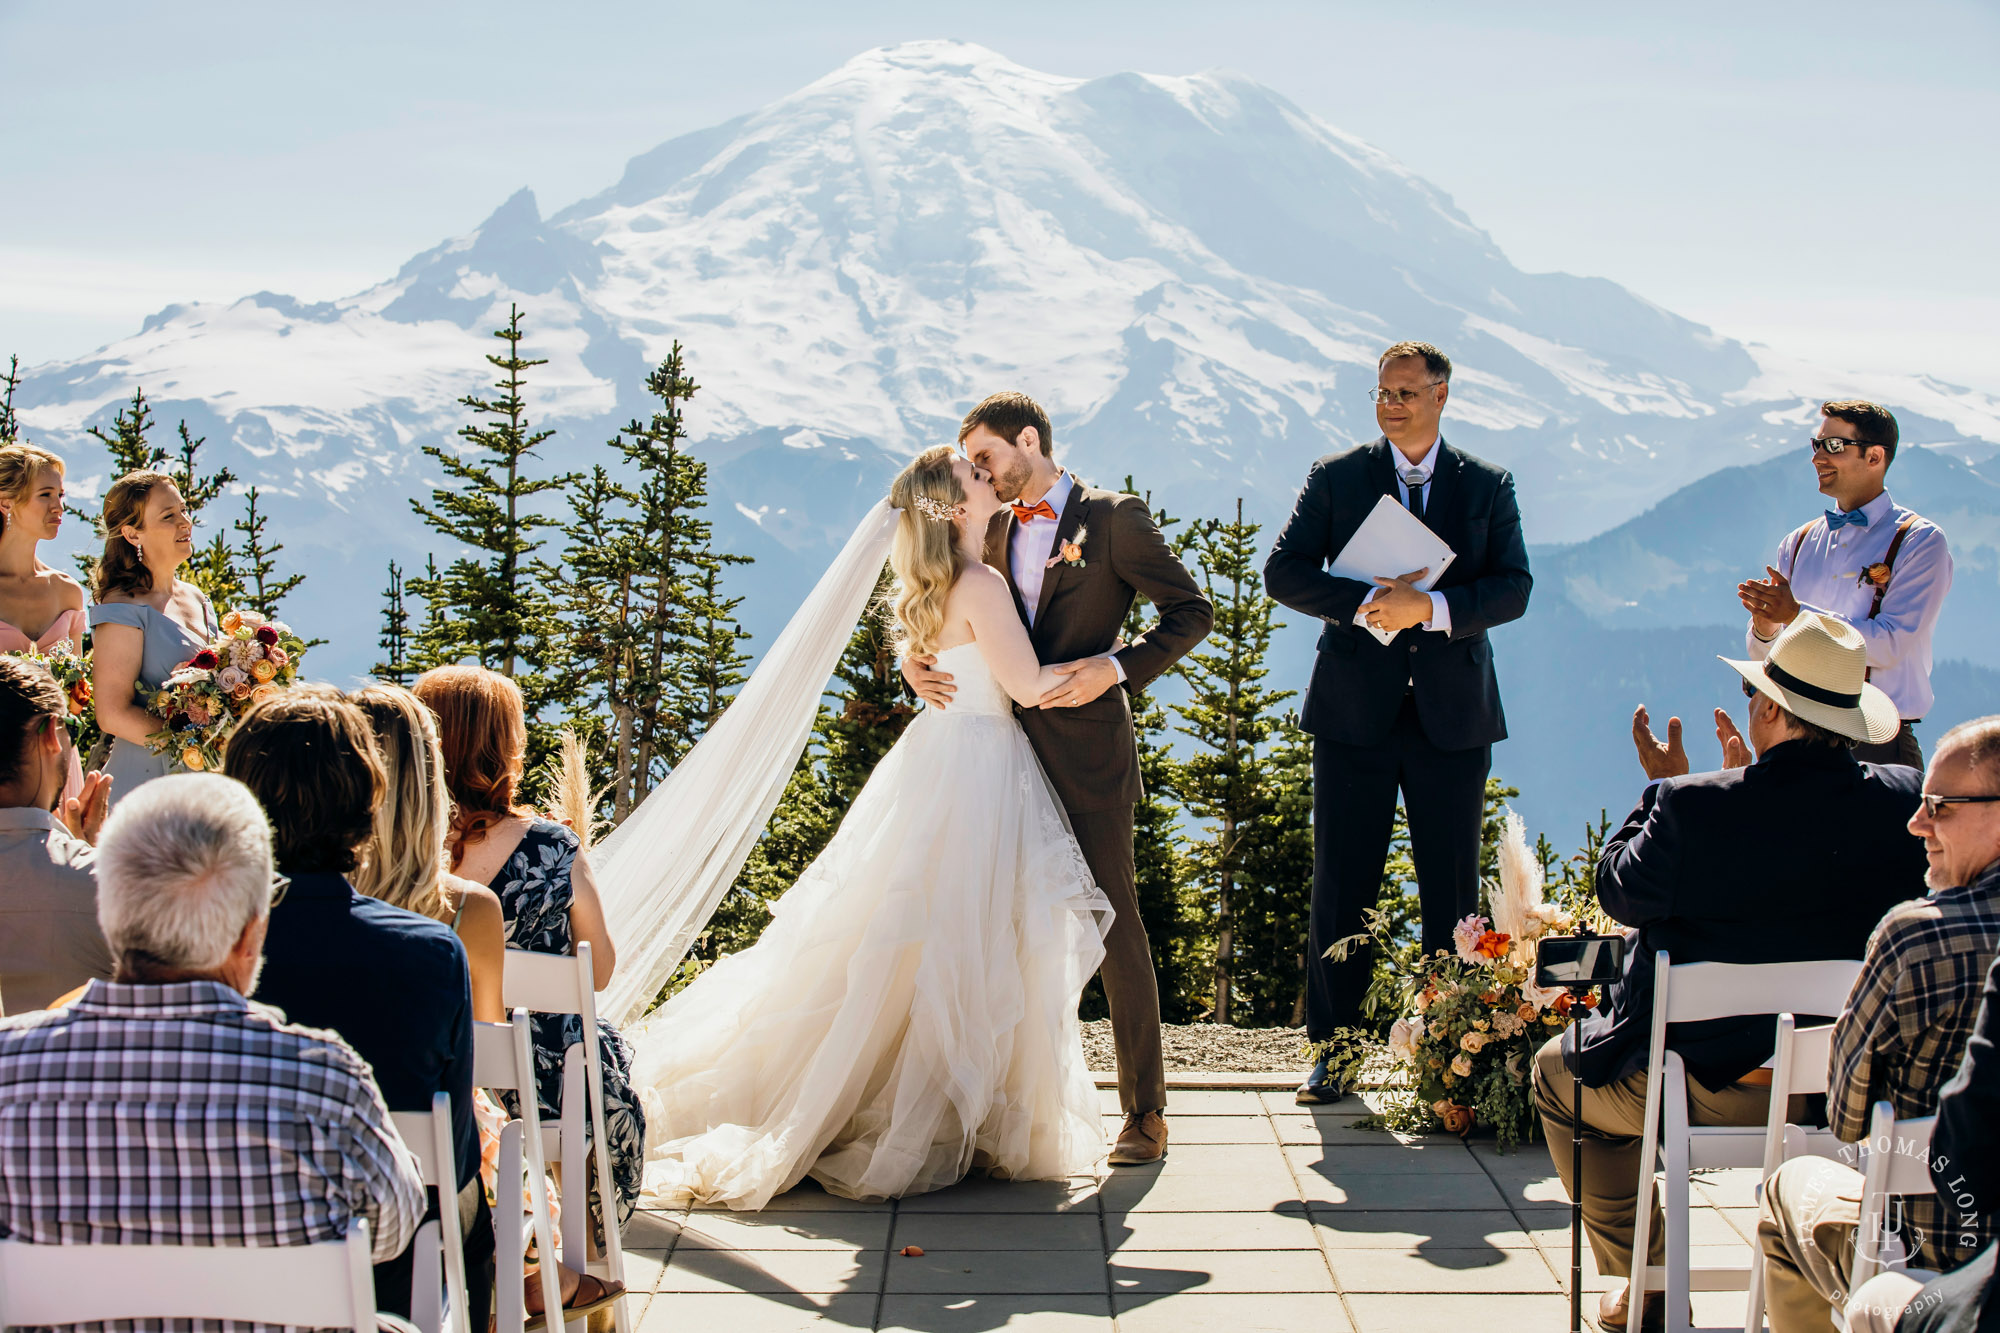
{"left": 888, "top": 445, "right": 970, "bottom": 658}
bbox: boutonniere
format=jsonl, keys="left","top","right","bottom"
{"left": 1859, "top": 562, "right": 1892, "bottom": 588}
{"left": 1046, "top": 525, "right": 1088, "bottom": 569}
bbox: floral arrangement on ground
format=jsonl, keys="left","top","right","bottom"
{"left": 1318, "top": 810, "right": 1605, "bottom": 1151}
{"left": 142, "top": 608, "right": 307, "bottom": 772}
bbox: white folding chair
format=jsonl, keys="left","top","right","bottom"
{"left": 1845, "top": 1102, "right": 1940, "bottom": 1310}
{"left": 0, "top": 1219, "right": 376, "bottom": 1327}
{"left": 391, "top": 1089, "right": 473, "bottom": 1333}
{"left": 503, "top": 942, "right": 630, "bottom": 1333}
{"left": 1631, "top": 952, "right": 1864, "bottom": 1333}
{"left": 1742, "top": 1015, "right": 1851, "bottom": 1332}
{"left": 475, "top": 1007, "right": 565, "bottom": 1333}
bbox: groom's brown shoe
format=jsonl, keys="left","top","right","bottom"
{"left": 1108, "top": 1110, "right": 1168, "bottom": 1166}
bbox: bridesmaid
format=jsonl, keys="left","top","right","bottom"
{"left": 88, "top": 470, "right": 219, "bottom": 805}
{"left": 0, "top": 444, "right": 87, "bottom": 803}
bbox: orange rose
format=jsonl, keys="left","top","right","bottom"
{"left": 181, "top": 747, "right": 207, "bottom": 772}
{"left": 220, "top": 610, "right": 243, "bottom": 634}
{"left": 1474, "top": 930, "right": 1511, "bottom": 961}
{"left": 1431, "top": 1100, "right": 1475, "bottom": 1136}
{"left": 251, "top": 659, "right": 277, "bottom": 682}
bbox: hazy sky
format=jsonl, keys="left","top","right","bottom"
{"left": 4, "top": 1, "right": 1997, "bottom": 391}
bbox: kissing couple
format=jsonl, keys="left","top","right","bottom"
{"left": 614, "top": 392, "right": 1213, "bottom": 1209}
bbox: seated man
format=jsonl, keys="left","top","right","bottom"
{"left": 1532, "top": 613, "right": 1926, "bottom": 1331}
{"left": 1758, "top": 715, "right": 2000, "bottom": 1331}
{"left": 1851, "top": 945, "right": 2000, "bottom": 1333}
{"left": 0, "top": 655, "right": 111, "bottom": 1012}
{"left": 221, "top": 687, "right": 494, "bottom": 1326}
{"left": 0, "top": 773, "right": 423, "bottom": 1269}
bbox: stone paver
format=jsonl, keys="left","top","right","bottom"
{"left": 622, "top": 1089, "right": 1766, "bottom": 1331}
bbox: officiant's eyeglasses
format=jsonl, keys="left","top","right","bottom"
{"left": 1920, "top": 793, "right": 2000, "bottom": 820}
{"left": 269, "top": 873, "right": 292, "bottom": 907}
{"left": 1369, "top": 386, "right": 1441, "bottom": 405}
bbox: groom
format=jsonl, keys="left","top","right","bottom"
{"left": 1265, "top": 342, "right": 1532, "bottom": 1104}
{"left": 904, "top": 392, "right": 1213, "bottom": 1166}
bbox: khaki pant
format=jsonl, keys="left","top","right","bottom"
{"left": 1531, "top": 1034, "right": 1771, "bottom": 1278}
{"left": 1758, "top": 1156, "right": 1864, "bottom": 1333}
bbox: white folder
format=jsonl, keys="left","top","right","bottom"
{"left": 1330, "top": 495, "right": 1458, "bottom": 645}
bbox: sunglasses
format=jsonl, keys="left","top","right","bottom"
{"left": 1920, "top": 794, "right": 2000, "bottom": 821}
{"left": 1810, "top": 435, "right": 1883, "bottom": 456}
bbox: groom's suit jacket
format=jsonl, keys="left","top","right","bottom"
{"left": 983, "top": 481, "right": 1212, "bottom": 815}
{"left": 1264, "top": 437, "right": 1532, "bottom": 751}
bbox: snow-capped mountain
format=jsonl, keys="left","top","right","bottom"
{"left": 17, "top": 41, "right": 2000, "bottom": 710}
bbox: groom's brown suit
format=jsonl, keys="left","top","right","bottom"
{"left": 983, "top": 480, "right": 1212, "bottom": 1114}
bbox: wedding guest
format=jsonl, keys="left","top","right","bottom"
{"left": 1532, "top": 613, "right": 1925, "bottom": 1332}
{"left": 222, "top": 687, "right": 491, "bottom": 1324}
{"left": 1739, "top": 400, "right": 1951, "bottom": 767}
{"left": 0, "top": 657, "right": 110, "bottom": 1013}
{"left": 89, "top": 470, "right": 220, "bottom": 805}
{"left": 0, "top": 443, "right": 86, "bottom": 805}
{"left": 353, "top": 682, "right": 506, "bottom": 1024}
{"left": 0, "top": 773, "right": 424, "bottom": 1273}
{"left": 415, "top": 665, "right": 644, "bottom": 1252}
{"left": 1848, "top": 945, "right": 2000, "bottom": 1333}
{"left": 1757, "top": 716, "right": 2000, "bottom": 1331}
{"left": 1264, "top": 340, "right": 1532, "bottom": 1103}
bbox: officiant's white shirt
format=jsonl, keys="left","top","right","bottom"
{"left": 1354, "top": 436, "right": 1452, "bottom": 637}
{"left": 1010, "top": 469, "right": 1124, "bottom": 680}
{"left": 1746, "top": 489, "right": 1951, "bottom": 720}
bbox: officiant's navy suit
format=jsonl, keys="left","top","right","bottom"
{"left": 1266, "top": 437, "right": 1532, "bottom": 1040}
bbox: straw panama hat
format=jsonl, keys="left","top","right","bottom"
{"left": 1719, "top": 611, "right": 1900, "bottom": 745}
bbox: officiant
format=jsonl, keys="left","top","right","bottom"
{"left": 1265, "top": 341, "right": 1533, "bottom": 1104}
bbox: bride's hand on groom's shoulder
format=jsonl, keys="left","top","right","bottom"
{"left": 902, "top": 653, "right": 956, "bottom": 710}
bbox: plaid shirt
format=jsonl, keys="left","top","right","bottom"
{"left": 0, "top": 978, "right": 424, "bottom": 1331}
{"left": 1829, "top": 860, "right": 2000, "bottom": 1271}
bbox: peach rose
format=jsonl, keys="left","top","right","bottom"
{"left": 251, "top": 659, "right": 277, "bottom": 682}
{"left": 181, "top": 747, "right": 207, "bottom": 772}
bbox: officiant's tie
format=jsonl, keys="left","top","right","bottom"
{"left": 1403, "top": 469, "right": 1428, "bottom": 520}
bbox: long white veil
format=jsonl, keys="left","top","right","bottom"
{"left": 593, "top": 499, "right": 899, "bottom": 1026}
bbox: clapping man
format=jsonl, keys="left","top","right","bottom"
{"left": 1264, "top": 341, "right": 1532, "bottom": 1103}
{"left": 1533, "top": 613, "right": 1926, "bottom": 1331}
{"left": 1739, "top": 400, "right": 1951, "bottom": 767}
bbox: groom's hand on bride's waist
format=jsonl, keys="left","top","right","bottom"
{"left": 902, "top": 654, "right": 956, "bottom": 710}
{"left": 1039, "top": 656, "right": 1121, "bottom": 710}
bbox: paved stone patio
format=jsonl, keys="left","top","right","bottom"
{"left": 619, "top": 1090, "right": 1767, "bottom": 1331}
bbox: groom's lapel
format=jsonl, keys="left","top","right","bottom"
{"left": 1034, "top": 484, "right": 1090, "bottom": 627}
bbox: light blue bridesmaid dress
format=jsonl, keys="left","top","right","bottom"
{"left": 88, "top": 590, "right": 219, "bottom": 805}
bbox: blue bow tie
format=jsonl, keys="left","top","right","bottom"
{"left": 1826, "top": 508, "right": 1870, "bottom": 531}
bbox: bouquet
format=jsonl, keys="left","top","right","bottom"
{"left": 1340, "top": 810, "right": 1596, "bottom": 1150}
{"left": 142, "top": 608, "right": 307, "bottom": 772}
{"left": 8, "top": 641, "right": 94, "bottom": 745}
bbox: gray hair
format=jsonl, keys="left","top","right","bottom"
{"left": 96, "top": 773, "right": 276, "bottom": 971}
{"left": 1937, "top": 716, "right": 2000, "bottom": 789}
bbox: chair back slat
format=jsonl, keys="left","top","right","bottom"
{"left": 390, "top": 1092, "right": 451, "bottom": 1190}
{"left": 474, "top": 1019, "right": 526, "bottom": 1090}
{"left": 0, "top": 1220, "right": 374, "bottom": 1325}
{"left": 1660, "top": 958, "right": 1862, "bottom": 1025}
{"left": 502, "top": 945, "right": 591, "bottom": 1016}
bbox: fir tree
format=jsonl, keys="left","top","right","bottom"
{"left": 375, "top": 560, "right": 412, "bottom": 684}
{"left": 407, "top": 305, "right": 575, "bottom": 710}
{"left": 86, "top": 389, "right": 167, "bottom": 476}
{"left": 1173, "top": 500, "right": 1296, "bottom": 1024}
{"left": 1234, "top": 711, "right": 1316, "bottom": 1026}
{"left": 229, "top": 487, "right": 304, "bottom": 620}
{"left": 166, "top": 422, "right": 242, "bottom": 608}
{"left": 546, "top": 463, "right": 645, "bottom": 816}
{"left": 817, "top": 573, "right": 914, "bottom": 808}
{"left": 0, "top": 355, "right": 21, "bottom": 445}
{"left": 682, "top": 562, "right": 752, "bottom": 736}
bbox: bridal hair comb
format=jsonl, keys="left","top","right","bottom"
{"left": 909, "top": 494, "right": 964, "bottom": 523}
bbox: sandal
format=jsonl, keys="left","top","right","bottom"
{"left": 522, "top": 1269, "right": 625, "bottom": 1332}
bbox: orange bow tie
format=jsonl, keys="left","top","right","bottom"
{"left": 1012, "top": 499, "right": 1059, "bottom": 523}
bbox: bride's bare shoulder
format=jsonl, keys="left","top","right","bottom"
{"left": 949, "top": 562, "right": 1012, "bottom": 611}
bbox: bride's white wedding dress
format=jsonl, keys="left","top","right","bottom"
{"left": 625, "top": 640, "right": 1114, "bottom": 1209}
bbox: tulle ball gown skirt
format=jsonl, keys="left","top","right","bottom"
{"left": 627, "top": 702, "right": 1113, "bottom": 1211}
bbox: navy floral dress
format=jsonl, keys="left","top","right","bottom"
{"left": 490, "top": 819, "right": 644, "bottom": 1226}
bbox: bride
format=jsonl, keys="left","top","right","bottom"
{"left": 622, "top": 445, "right": 1114, "bottom": 1209}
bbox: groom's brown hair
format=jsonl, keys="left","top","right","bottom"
{"left": 959, "top": 392, "right": 1053, "bottom": 458}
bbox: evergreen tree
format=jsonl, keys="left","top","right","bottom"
{"left": 1234, "top": 711, "right": 1316, "bottom": 1026}
{"left": 1172, "top": 500, "right": 1296, "bottom": 1024}
{"left": 682, "top": 562, "right": 752, "bottom": 736}
{"left": 817, "top": 573, "right": 914, "bottom": 807}
{"left": 85, "top": 389, "right": 167, "bottom": 476}
{"left": 375, "top": 560, "right": 412, "bottom": 684}
{"left": 407, "top": 305, "right": 575, "bottom": 712}
{"left": 546, "top": 463, "right": 645, "bottom": 816}
{"left": 0, "top": 355, "right": 21, "bottom": 445}
{"left": 166, "top": 422, "right": 242, "bottom": 608}
{"left": 229, "top": 487, "right": 304, "bottom": 621}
